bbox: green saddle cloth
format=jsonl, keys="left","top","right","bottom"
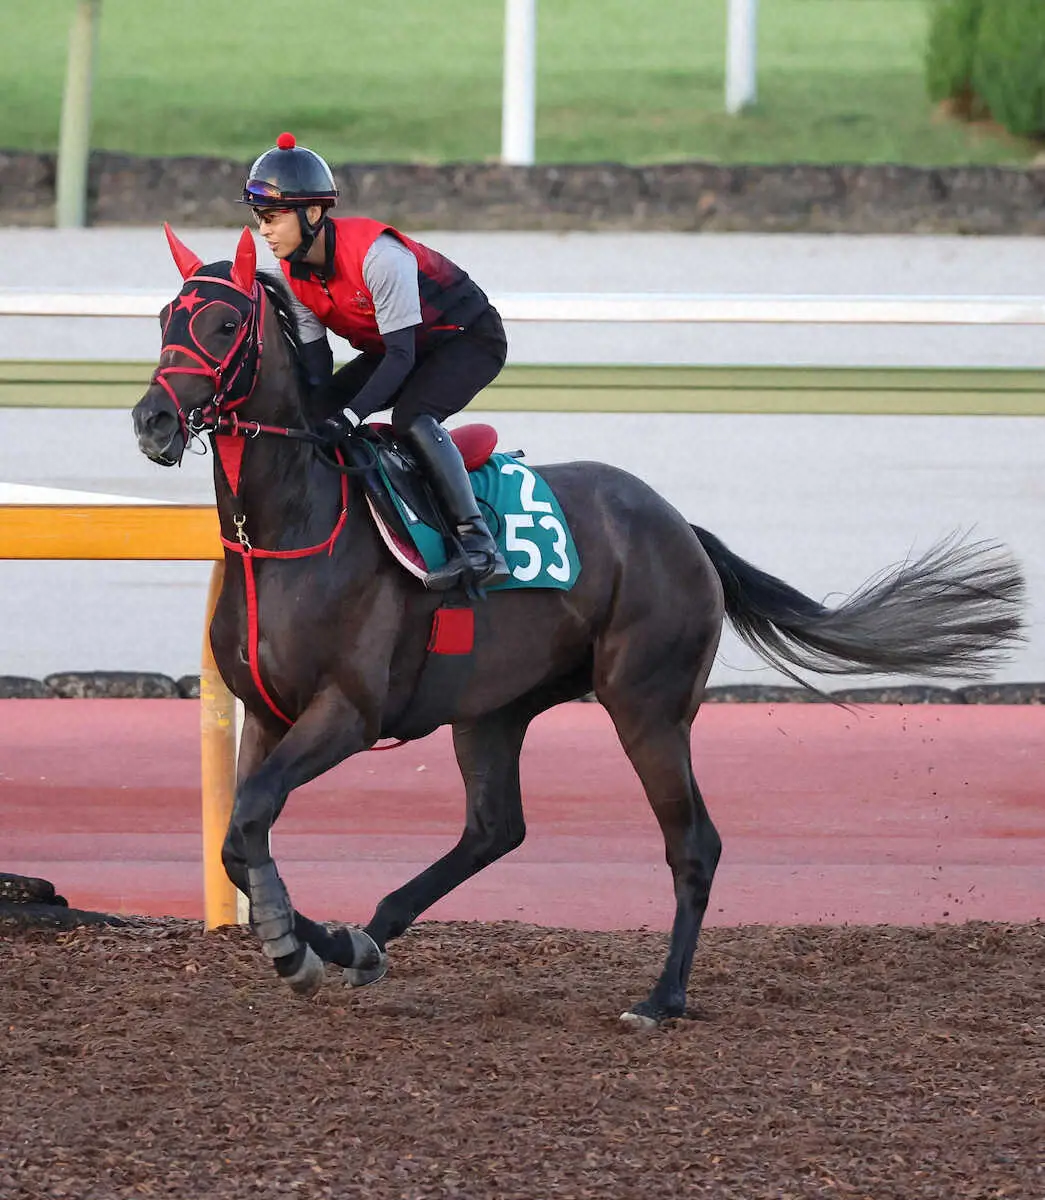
{"left": 383, "top": 452, "right": 581, "bottom": 591}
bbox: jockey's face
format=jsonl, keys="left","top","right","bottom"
{"left": 252, "top": 204, "right": 324, "bottom": 259}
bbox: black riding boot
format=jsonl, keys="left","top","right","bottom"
{"left": 401, "top": 415, "right": 510, "bottom": 591}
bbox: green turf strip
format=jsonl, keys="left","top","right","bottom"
{"left": 1, "top": 0, "right": 1034, "bottom": 166}
{"left": 2, "top": 361, "right": 1042, "bottom": 415}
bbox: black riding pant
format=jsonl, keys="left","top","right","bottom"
{"left": 325, "top": 306, "right": 507, "bottom": 435}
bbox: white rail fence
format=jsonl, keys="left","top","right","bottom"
{"left": 3, "top": 292, "right": 1045, "bottom": 326}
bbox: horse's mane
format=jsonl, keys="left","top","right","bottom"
{"left": 256, "top": 270, "right": 313, "bottom": 409}
{"left": 251, "top": 271, "right": 334, "bottom": 521}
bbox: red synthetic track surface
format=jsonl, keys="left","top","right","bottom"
{"left": 2, "top": 700, "right": 1042, "bottom": 928}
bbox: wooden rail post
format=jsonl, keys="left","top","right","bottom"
{"left": 199, "top": 560, "right": 239, "bottom": 929}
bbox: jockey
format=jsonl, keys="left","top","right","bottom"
{"left": 239, "top": 132, "right": 509, "bottom": 591}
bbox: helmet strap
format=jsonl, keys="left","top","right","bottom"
{"left": 287, "top": 208, "right": 327, "bottom": 265}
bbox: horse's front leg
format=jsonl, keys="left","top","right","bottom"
{"left": 220, "top": 709, "right": 367, "bottom": 973}
{"left": 222, "top": 691, "right": 383, "bottom": 996}
{"left": 359, "top": 670, "right": 593, "bottom": 962}
{"left": 360, "top": 703, "right": 530, "bottom": 958}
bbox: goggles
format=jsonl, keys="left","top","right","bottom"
{"left": 250, "top": 206, "right": 295, "bottom": 223}
{"left": 244, "top": 179, "right": 285, "bottom": 201}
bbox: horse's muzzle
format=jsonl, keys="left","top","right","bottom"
{"left": 132, "top": 389, "right": 185, "bottom": 466}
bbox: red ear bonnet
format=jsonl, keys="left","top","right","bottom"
{"left": 230, "top": 226, "right": 257, "bottom": 292}
{"left": 163, "top": 222, "right": 203, "bottom": 280}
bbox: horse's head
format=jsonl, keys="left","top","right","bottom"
{"left": 133, "top": 225, "right": 264, "bottom": 466}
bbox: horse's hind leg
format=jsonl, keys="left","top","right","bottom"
{"left": 615, "top": 721, "right": 721, "bottom": 1026}
{"left": 596, "top": 633, "right": 722, "bottom": 1026}
{"left": 359, "top": 668, "right": 593, "bottom": 964}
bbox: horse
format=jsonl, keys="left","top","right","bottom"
{"left": 131, "top": 226, "right": 1026, "bottom": 1026}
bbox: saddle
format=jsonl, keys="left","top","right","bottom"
{"left": 342, "top": 421, "right": 501, "bottom": 550}
{"left": 335, "top": 420, "right": 581, "bottom": 594}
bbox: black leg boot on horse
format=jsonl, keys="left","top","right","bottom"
{"left": 402, "top": 414, "right": 510, "bottom": 591}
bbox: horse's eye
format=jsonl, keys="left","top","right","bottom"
{"left": 221, "top": 320, "right": 239, "bottom": 333}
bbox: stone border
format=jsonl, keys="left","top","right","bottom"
{"left": 0, "top": 874, "right": 182, "bottom": 931}
{"left": 0, "top": 873, "right": 125, "bottom": 931}
{"left": 4, "top": 150, "right": 1045, "bottom": 233}
{"left": 0, "top": 672, "right": 1041, "bottom": 704}
{"left": 0, "top": 672, "right": 198, "bottom": 699}
{"left": 1, "top": 872, "right": 66, "bottom": 906}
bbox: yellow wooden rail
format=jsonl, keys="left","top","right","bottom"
{"left": 0, "top": 501, "right": 238, "bottom": 928}
{"left": 0, "top": 505, "right": 220, "bottom": 559}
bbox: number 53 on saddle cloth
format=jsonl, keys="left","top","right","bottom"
{"left": 362, "top": 429, "right": 582, "bottom": 592}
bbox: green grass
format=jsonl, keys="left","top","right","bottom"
{"left": 0, "top": 0, "right": 1036, "bottom": 166}
{"left": 5, "top": 361, "right": 1045, "bottom": 416}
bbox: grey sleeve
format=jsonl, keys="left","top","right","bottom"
{"left": 363, "top": 233, "right": 423, "bottom": 335}
{"left": 286, "top": 289, "right": 329, "bottom": 345}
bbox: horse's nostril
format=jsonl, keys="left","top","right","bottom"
{"left": 149, "top": 410, "right": 177, "bottom": 433}
{"left": 133, "top": 395, "right": 183, "bottom": 466}
{"left": 134, "top": 393, "right": 177, "bottom": 437}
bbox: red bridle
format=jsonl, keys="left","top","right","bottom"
{"left": 151, "top": 272, "right": 267, "bottom": 454}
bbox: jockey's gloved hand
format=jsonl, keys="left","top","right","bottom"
{"left": 323, "top": 408, "right": 359, "bottom": 439}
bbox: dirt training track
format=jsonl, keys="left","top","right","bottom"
{"left": 2, "top": 700, "right": 1043, "bottom": 1199}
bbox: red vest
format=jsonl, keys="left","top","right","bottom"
{"left": 281, "top": 217, "right": 488, "bottom": 356}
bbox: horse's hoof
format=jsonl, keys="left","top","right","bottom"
{"left": 322, "top": 923, "right": 384, "bottom": 972}
{"left": 345, "top": 926, "right": 382, "bottom": 971}
{"left": 285, "top": 944, "right": 326, "bottom": 997}
{"left": 343, "top": 951, "right": 389, "bottom": 989}
{"left": 619, "top": 1009, "right": 661, "bottom": 1031}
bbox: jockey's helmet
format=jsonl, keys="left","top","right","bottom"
{"left": 240, "top": 133, "right": 338, "bottom": 209}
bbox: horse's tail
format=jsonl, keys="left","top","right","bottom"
{"left": 691, "top": 525, "right": 1025, "bottom": 687}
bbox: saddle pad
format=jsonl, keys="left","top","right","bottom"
{"left": 379, "top": 452, "right": 581, "bottom": 591}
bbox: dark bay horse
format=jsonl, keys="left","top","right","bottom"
{"left": 132, "top": 227, "right": 1025, "bottom": 1026}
